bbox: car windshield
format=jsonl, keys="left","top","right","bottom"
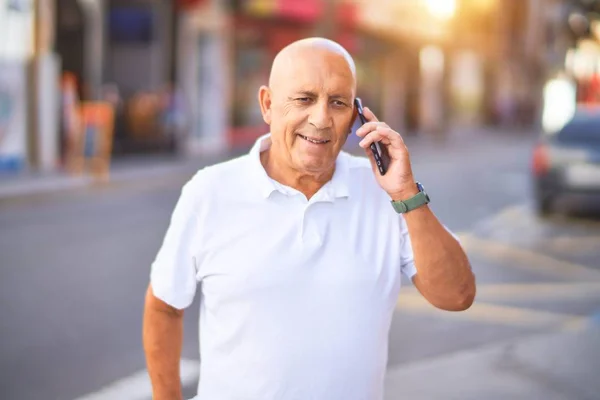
{"left": 557, "top": 113, "right": 600, "bottom": 144}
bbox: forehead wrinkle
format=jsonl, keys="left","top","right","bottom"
{"left": 283, "top": 62, "right": 355, "bottom": 100}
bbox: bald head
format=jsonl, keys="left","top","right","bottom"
{"left": 268, "top": 38, "right": 356, "bottom": 89}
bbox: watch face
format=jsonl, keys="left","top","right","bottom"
{"left": 416, "top": 181, "right": 430, "bottom": 202}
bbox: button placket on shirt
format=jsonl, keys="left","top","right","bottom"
{"left": 273, "top": 187, "right": 313, "bottom": 244}
{"left": 300, "top": 207, "right": 321, "bottom": 247}
{"left": 300, "top": 186, "right": 335, "bottom": 245}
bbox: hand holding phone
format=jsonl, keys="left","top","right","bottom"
{"left": 354, "top": 98, "right": 391, "bottom": 175}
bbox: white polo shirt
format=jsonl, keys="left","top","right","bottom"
{"left": 150, "top": 134, "right": 418, "bottom": 400}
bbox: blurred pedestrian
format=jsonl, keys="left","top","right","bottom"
{"left": 159, "top": 83, "right": 188, "bottom": 148}
{"left": 60, "top": 72, "right": 82, "bottom": 173}
{"left": 143, "top": 37, "right": 475, "bottom": 400}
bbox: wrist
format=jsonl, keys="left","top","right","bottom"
{"left": 389, "top": 181, "right": 430, "bottom": 213}
{"left": 388, "top": 186, "right": 419, "bottom": 202}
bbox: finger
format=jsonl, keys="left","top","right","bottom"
{"left": 359, "top": 127, "right": 403, "bottom": 149}
{"left": 356, "top": 121, "right": 387, "bottom": 138}
{"left": 359, "top": 129, "right": 388, "bottom": 149}
{"left": 363, "top": 107, "right": 379, "bottom": 122}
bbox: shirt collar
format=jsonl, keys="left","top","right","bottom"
{"left": 249, "top": 133, "right": 350, "bottom": 200}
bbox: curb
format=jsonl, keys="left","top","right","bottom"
{"left": 0, "top": 152, "right": 234, "bottom": 203}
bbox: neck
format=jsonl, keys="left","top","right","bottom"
{"left": 260, "top": 148, "right": 334, "bottom": 200}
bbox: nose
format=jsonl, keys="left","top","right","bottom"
{"left": 308, "top": 100, "right": 333, "bottom": 130}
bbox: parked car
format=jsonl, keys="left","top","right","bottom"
{"left": 532, "top": 108, "right": 600, "bottom": 216}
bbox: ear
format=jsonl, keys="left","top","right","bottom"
{"left": 258, "top": 85, "right": 272, "bottom": 125}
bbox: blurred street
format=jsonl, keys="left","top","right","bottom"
{"left": 1, "top": 128, "right": 599, "bottom": 400}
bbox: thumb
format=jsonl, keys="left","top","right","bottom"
{"left": 363, "top": 107, "right": 379, "bottom": 122}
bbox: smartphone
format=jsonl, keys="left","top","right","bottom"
{"left": 354, "top": 97, "right": 390, "bottom": 175}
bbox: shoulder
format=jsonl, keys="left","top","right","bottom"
{"left": 191, "top": 154, "right": 252, "bottom": 182}
{"left": 182, "top": 154, "right": 254, "bottom": 203}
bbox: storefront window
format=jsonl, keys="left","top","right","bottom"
{"left": 232, "top": 26, "right": 269, "bottom": 128}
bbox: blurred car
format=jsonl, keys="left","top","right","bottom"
{"left": 532, "top": 108, "right": 600, "bottom": 216}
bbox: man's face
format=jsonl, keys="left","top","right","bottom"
{"left": 261, "top": 49, "right": 356, "bottom": 174}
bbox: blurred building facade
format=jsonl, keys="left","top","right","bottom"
{"left": 117, "top": 0, "right": 574, "bottom": 155}
{"left": 0, "top": 0, "right": 59, "bottom": 173}
{"left": 55, "top": 0, "right": 180, "bottom": 156}
{"left": 0, "top": 0, "right": 33, "bottom": 172}
{"left": 1, "top": 0, "right": 595, "bottom": 174}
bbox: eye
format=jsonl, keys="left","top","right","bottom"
{"left": 295, "top": 97, "right": 311, "bottom": 103}
{"left": 332, "top": 100, "right": 347, "bottom": 107}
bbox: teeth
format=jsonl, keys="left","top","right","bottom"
{"left": 300, "top": 135, "right": 329, "bottom": 144}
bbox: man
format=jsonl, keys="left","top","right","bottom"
{"left": 143, "top": 38, "right": 475, "bottom": 400}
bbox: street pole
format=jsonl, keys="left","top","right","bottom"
{"left": 28, "top": 0, "right": 41, "bottom": 170}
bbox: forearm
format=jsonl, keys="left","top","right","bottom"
{"left": 143, "top": 286, "right": 185, "bottom": 400}
{"left": 403, "top": 205, "right": 475, "bottom": 311}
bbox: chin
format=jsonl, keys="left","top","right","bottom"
{"left": 295, "top": 157, "right": 333, "bottom": 174}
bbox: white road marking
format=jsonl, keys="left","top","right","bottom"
{"left": 469, "top": 202, "right": 600, "bottom": 238}
{"left": 458, "top": 233, "right": 600, "bottom": 281}
{"left": 73, "top": 358, "right": 199, "bottom": 400}
{"left": 400, "top": 282, "right": 600, "bottom": 302}
{"left": 396, "top": 292, "right": 589, "bottom": 330}
{"left": 541, "top": 235, "right": 600, "bottom": 253}
{"left": 473, "top": 282, "right": 600, "bottom": 301}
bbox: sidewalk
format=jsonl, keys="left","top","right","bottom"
{"left": 384, "top": 323, "right": 600, "bottom": 400}
{"left": 0, "top": 126, "right": 537, "bottom": 202}
{"left": 0, "top": 152, "right": 230, "bottom": 202}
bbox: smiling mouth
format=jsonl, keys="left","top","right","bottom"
{"left": 297, "top": 134, "right": 330, "bottom": 144}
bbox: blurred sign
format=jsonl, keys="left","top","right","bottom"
{"left": 277, "top": 0, "right": 322, "bottom": 22}
{"left": 337, "top": 1, "right": 357, "bottom": 27}
{"left": 71, "top": 102, "right": 115, "bottom": 181}
{"left": 243, "top": 0, "right": 323, "bottom": 21}
{"left": 0, "top": 61, "right": 27, "bottom": 172}
{"left": 244, "top": 0, "right": 276, "bottom": 16}
{"left": 108, "top": 6, "right": 155, "bottom": 44}
{"left": 177, "top": 0, "right": 208, "bottom": 10}
{"left": 6, "top": 0, "right": 31, "bottom": 12}
{"left": 0, "top": 0, "right": 34, "bottom": 60}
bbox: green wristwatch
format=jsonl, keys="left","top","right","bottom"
{"left": 391, "top": 182, "right": 430, "bottom": 213}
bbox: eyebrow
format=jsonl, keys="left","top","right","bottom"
{"left": 292, "top": 91, "right": 351, "bottom": 100}
{"left": 330, "top": 93, "right": 352, "bottom": 100}
{"left": 293, "top": 90, "right": 318, "bottom": 98}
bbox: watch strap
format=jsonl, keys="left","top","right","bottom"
{"left": 391, "top": 191, "right": 429, "bottom": 213}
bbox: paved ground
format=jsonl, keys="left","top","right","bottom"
{"left": 0, "top": 127, "right": 599, "bottom": 400}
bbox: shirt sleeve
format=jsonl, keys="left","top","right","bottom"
{"left": 399, "top": 215, "right": 462, "bottom": 280}
{"left": 150, "top": 179, "right": 200, "bottom": 310}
